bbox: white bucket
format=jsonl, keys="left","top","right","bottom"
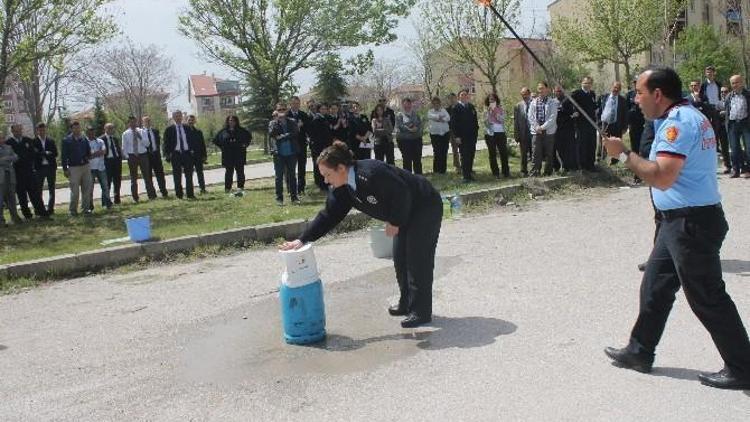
{"left": 279, "top": 243, "right": 320, "bottom": 288}
{"left": 369, "top": 226, "right": 394, "bottom": 259}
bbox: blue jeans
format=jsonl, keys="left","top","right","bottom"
{"left": 727, "top": 118, "right": 750, "bottom": 172}
{"left": 91, "top": 169, "right": 112, "bottom": 208}
{"left": 273, "top": 154, "right": 298, "bottom": 201}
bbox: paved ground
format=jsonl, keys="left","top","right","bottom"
{"left": 48, "top": 143, "right": 485, "bottom": 206}
{"left": 3, "top": 175, "right": 749, "bottom": 421}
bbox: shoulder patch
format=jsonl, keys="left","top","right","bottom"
{"left": 665, "top": 126, "right": 679, "bottom": 143}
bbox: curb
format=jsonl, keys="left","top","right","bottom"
{"left": 0, "top": 176, "right": 572, "bottom": 281}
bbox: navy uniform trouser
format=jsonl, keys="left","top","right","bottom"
{"left": 392, "top": 193, "right": 443, "bottom": 318}
{"left": 628, "top": 205, "right": 750, "bottom": 377}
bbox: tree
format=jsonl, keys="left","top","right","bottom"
{"left": 91, "top": 96, "right": 107, "bottom": 135}
{"left": 551, "top": 0, "right": 686, "bottom": 84}
{"left": 420, "top": 0, "right": 522, "bottom": 95}
{"left": 313, "top": 54, "right": 348, "bottom": 104}
{"left": 0, "top": 0, "right": 115, "bottom": 113}
{"left": 724, "top": 0, "right": 749, "bottom": 77}
{"left": 178, "top": 0, "right": 416, "bottom": 108}
{"left": 675, "top": 25, "right": 741, "bottom": 88}
{"left": 77, "top": 40, "right": 176, "bottom": 122}
{"left": 407, "top": 19, "right": 453, "bottom": 100}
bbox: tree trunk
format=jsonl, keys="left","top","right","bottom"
{"left": 623, "top": 60, "right": 632, "bottom": 87}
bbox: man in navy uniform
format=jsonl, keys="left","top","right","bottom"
{"left": 571, "top": 76, "right": 598, "bottom": 171}
{"left": 603, "top": 66, "right": 750, "bottom": 390}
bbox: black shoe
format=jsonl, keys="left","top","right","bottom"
{"left": 698, "top": 367, "right": 750, "bottom": 390}
{"left": 723, "top": 168, "right": 732, "bottom": 175}
{"left": 637, "top": 262, "right": 647, "bottom": 272}
{"left": 604, "top": 346, "right": 654, "bottom": 373}
{"left": 401, "top": 313, "right": 431, "bottom": 328}
{"left": 731, "top": 172, "right": 740, "bottom": 178}
{"left": 388, "top": 304, "right": 408, "bottom": 316}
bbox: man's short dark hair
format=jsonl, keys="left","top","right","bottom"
{"left": 36, "top": 122, "right": 46, "bottom": 129}
{"left": 70, "top": 121, "right": 80, "bottom": 127}
{"left": 538, "top": 81, "right": 549, "bottom": 88}
{"left": 643, "top": 66, "right": 683, "bottom": 102}
{"left": 290, "top": 96, "right": 300, "bottom": 101}
{"left": 127, "top": 115, "right": 136, "bottom": 121}
{"left": 705, "top": 65, "right": 716, "bottom": 71}
{"left": 448, "top": 93, "right": 456, "bottom": 97}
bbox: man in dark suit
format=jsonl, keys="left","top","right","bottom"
{"left": 100, "top": 123, "right": 123, "bottom": 204}
{"left": 33, "top": 122, "right": 57, "bottom": 214}
{"left": 700, "top": 66, "right": 731, "bottom": 174}
{"left": 553, "top": 85, "right": 576, "bottom": 171}
{"left": 287, "top": 96, "right": 311, "bottom": 195}
{"left": 163, "top": 110, "right": 195, "bottom": 199}
{"left": 687, "top": 79, "right": 713, "bottom": 117}
{"left": 450, "top": 89, "right": 479, "bottom": 182}
{"left": 6, "top": 124, "right": 48, "bottom": 219}
{"left": 513, "top": 87, "right": 532, "bottom": 174}
{"left": 571, "top": 76, "right": 598, "bottom": 171}
{"left": 187, "top": 114, "right": 207, "bottom": 194}
{"left": 141, "top": 115, "right": 169, "bottom": 198}
{"left": 626, "top": 78, "right": 645, "bottom": 164}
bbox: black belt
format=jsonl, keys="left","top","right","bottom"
{"left": 657, "top": 204, "right": 722, "bottom": 220}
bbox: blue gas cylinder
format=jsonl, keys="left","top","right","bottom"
{"left": 279, "top": 279, "right": 326, "bottom": 344}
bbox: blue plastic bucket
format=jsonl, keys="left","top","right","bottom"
{"left": 125, "top": 215, "right": 151, "bottom": 242}
{"left": 279, "top": 279, "right": 326, "bottom": 344}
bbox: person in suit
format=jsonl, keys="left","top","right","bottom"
{"left": 269, "top": 103, "right": 300, "bottom": 205}
{"left": 527, "top": 81, "right": 559, "bottom": 177}
{"left": 141, "top": 116, "right": 168, "bottom": 198}
{"left": 186, "top": 114, "right": 208, "bottom": 194}
{"left": 513, "top": 87, "right": 533, "bottom": 175}
{"left": 700, "top": 66, "right": 731, "bottom": 174}
{"left": 287, "top": 96, "right": 311, "bottom": 195}
{"left": 0, "top": 135, "right": 22, "bottom": 226}
{"left": 450, "top": 89, "right": 480, "bottom": 182}
{"left": 725, "top": 74, "right": 750, "bottom": 178}
{"left": 307, "top": 103, "right": 334, "bottom": 191}
{"left": 61, "top": 121, "right": 93, "bottom": 216}
{"left": 214, "top": 115, "right": 252, "bottom": 193}
{"left": 33, "top": 122, "right": 58, "bottom": 214}
{"left": 6, "top": 124, "right": 48, "bottom": 219}
{"left": 597, "top": 81, "right": 627, "bottom": 163}
{"left": 687, "top": 80, "right": 713, "bottom": 118}
{"left": 626, "top": 78, "right": 645, "bottom": 170}
{"left": 348, "top": 101, "right": 373, "bottom": 161}
{"left": 571, "top": 76, "right": 599, "bottom": 171}
{"left": 280, "top": 141, "right": 443, "bottom": 328}
{"left": 163, "top": 110, "right": 196, "bottom": 199}
{"left": 553, "top": 85, "right": 576, "bottom": 172}
{"left": 100, "top": 123, "right": 123, "bottom": 204}
{"left": 122, "top": 116, "right": 157, "bottom": 202}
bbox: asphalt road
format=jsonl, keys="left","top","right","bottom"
{"left": 2, "top": 175, "right": 749, "bottom": 421}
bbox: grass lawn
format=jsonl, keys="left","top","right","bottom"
{"left": 3, "top": 149, "right": 539, "bottom": 265}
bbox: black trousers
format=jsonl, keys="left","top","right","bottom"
{"left": 355, "top": 147, "right": 372, "bottom": 160}
{"left": 147, "top": 151, "right": 168, "bottom": 197}
{"left": 430, "top": 133, "right": 450, "bottom": 174}
{"left": 374, "top": 141, "right": 395, "bottom": 165}
{"left": 16, "top": 171, "right": 47, "bottom": 218}
{"left": 36, "top": 164, "right": 56, "bottom": 212}
{"left": 104, "top": 158, "right": 122, "bottom": 203}
{"left": 628, "top": 123, "right": 644, "bottom": 161}
{"left": 393, "top": 193, "right": 443, "bottom": 318}
{"left": 273, "top": 154, "right": 298, "bottom": 201}
{"left": 714, "top": 118, "right": 731, "bottom": 170}
{"left": 517, "top": 134, "right": 531, "bottom": 174}
{"left": 459, "top": 138, "right": 477, "bottom": 180}
{"left": 170, "top": 152, "right": 194, "bottom": 199}
{"left": 554, "top": 127, "right": 576, "bottom": 171}
{"left": 398, "top": 139, "right": 423, "bottom": 174}
{"left": 485, "top": 132, "right": 509, "bottom": 177}
{"left": 628, "top": 205, "right": 750, "bottom": 377}
{"left": 310, "top": 149, "right": 326, "bottom": 191}
{"left": 224, "top": 163, "right": 245, "bottom": 191}
{"left": 577, "top": 124, "right": 597, "bottom": 170}
{"left": 297, "top": 141, "right": 307, "bottom": 193}
{"left": 194, "top": 160, "right": 206, "bottom": 192}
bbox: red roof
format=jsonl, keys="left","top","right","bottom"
{"left": 190, "top": 74, "right": 221, "bottom": 97}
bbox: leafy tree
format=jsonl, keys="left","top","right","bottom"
{"left": 675, "top": 25, "right": 741, "bottom": 88}
{"left": 551, "top": 0, "right": 686, "bottom": 83}
{"left": 0, "top": 0, "right": 115, "bottom": 113}
{"left": 314, "top": 54, "right": 348, "bottom": 105}
{"left": 419, "top": 0, "right": 522, "bottom": 95}
{"left": 407, "top": 19, "right": 453, "bottom": 100}
{"left": 92, "top": 96, "right": 107, "bottom": 135}
{"left": 178, "top": 0, "right": 416, "bottom": 107}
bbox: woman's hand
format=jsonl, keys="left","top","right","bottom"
{"left": 279, "top": 239, "right": 304, "bottom": 251}
{"left": 385, "top": 223, "right": 399, "bottom": 237}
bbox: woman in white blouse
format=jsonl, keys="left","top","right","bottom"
{"left": 484, "top": 93, "right": 510, "bottom": 178}
{"left": 426, "top": 97, "right": 451, "bottom": 174}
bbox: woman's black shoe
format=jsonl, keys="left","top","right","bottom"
{"left": 401, "top": 313, "right": 431, "bottom": 328}
{"left": 388, "top": 304, "right": 408, "bottom": 316}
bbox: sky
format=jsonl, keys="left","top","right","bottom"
{"left": 108, "top": 0, "right": 551, "bottom": 111}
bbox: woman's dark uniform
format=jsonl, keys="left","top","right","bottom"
{"left": 299, "top": 159, "right": 443, "bottom": 322}
{"left": 214, "top": 126, "right": 252, "bottom": 191}
{"left": 307, "top": 114, "right": 334, "bottom": 191}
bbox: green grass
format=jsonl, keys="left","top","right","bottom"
{"left": 2, "top": 148, "right": 548, "bottom": 266}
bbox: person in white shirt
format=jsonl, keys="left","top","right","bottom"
{"left": 86, "top": 127, "right": 112, "bottom": 210}
{"left": 34, "top": 122, "right": 58, "bottom": 214}
{"left": 427, "top": 97, "right": 451, "bottom": 174}
{"left": 483, "top": 93, "right": 509, "bottom": 178}
{"left": 527, "top": 81, "right": 559, "bottom": 177}
{"left": 121, "top": 115, "right": 157, "bottom": 202}
{"left": 101, "top": 123, "right": 123, "bottom": 204}
{"left": 141, "top": 115, "right": 169, "bottom": 198}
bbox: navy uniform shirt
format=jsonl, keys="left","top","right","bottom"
{"left": 300, "top": 159, "right": 440, "bottom": 243}
{"left": 649, "top": 101, "right": 721, "bottom": 210}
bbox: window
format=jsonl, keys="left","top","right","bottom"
{"left": 2, "top": 100, "right": 12, "bottom": 110}
{"left": 5, "top": 114, "right": 15, "bottom": 123}
{"left": 202, "top": 97, "right": 212, "bottom": 106}
{"left": 220, "top": 96, "right": 235, "bottom": 107}
{"left": 726, "top": 8, "right": 742, "bottom": 35}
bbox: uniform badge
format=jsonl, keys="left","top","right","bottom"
{"left": 665, "top": 126, "right": 679, "bottom": 143}
{"left": 366, "top": 195, "right": 378, "bottom": 205}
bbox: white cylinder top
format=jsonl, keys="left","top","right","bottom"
{"left": 279, "top": 243, "right": 320, "bottom": 287}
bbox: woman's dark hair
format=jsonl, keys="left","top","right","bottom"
{"left": 224, "top": 115, "right": 240, "bottom": 129}
{"left": 373, "top": 104, "right": 385, "bottom": 117}
{"left": 484, "top": 92, "right": 500, "bottom": 107}
{"left": 642, "top": 66, "right": 683, "bottom": 101}
{"left": 317, "top": 141, "right": 354, "bottom": 168}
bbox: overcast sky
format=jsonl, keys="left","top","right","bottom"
{"left": 109, "top": 0, "right": 550, "bottom": 111}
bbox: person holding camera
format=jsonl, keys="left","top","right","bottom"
{"left": 214, "top": 115, "right": 252, "bottom": 193}
{"left": 269, "top": 103, "right": 300, "bottom": 205}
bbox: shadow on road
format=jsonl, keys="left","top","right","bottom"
{"left": 722, "top": 259, "right": 750, "bottom": 276}
{"left": 0, "top": 344, "right": 7, "bottom": 351}
{"left": 650, "top": 366, "right": 703, "bottom": 382}
{"left": 313, "top": 316, "right": 517, "bottom": 353}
